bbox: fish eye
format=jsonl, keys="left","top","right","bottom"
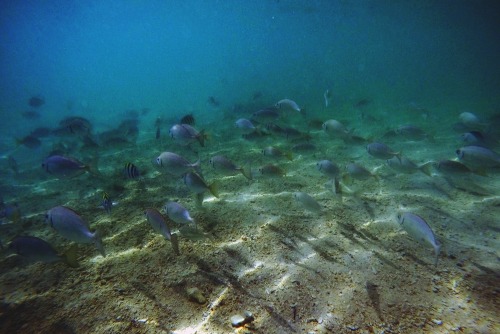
{"left": 455, "top": 149, "right": 462, "bottom": 157}
{"left": 156, "top": 158, "right": 161, "bottom": 165}
{"left": 397, "top": 213, "right": 401, "bottom": 219}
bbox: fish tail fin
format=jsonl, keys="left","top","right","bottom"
{"left": 93, "top": 230, "right": 106, "bottom": 257}
{"left": 197, "top": 129, "right": 208, "bottom": 147}
{"left": 208, "top": 180, "right": 220, "bottom": 198}
{"left": 419, "top": 162, "right": 433, "bottom": 177}
{"left": 240, "top": 165, "right": 253, "bottom": 181}
{"left": 285, "top": 151, "right": 293, "bottom": 161}
{"left": 170, "top": 233, "right": 180, "bottom": 255}
{"left": 63, "top": 244, "right": 79, "bottom": 268}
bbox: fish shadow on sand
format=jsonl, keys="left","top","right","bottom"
{"left": 468, "top": 263, "right": 500, "bottom": 312}
{"left": 264, "top": 304, "right": 298, "bottom": 333}
{"left": 366, "top": 281, "right": 384, "bottom": 321}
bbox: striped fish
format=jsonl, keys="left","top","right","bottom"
{"left": 124, "top": 162, "right": 140, "bottom": 179}
{"left": 101, "top": 191, "right": 112, "bottom": 213}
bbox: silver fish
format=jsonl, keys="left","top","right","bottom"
{"left": 6, "top": 236, "right": 78, "bottom": 267}
{"left": 386, "top": 156, "right": 432, "bottom": 176}
{"left": 322, "top": 119, "right": 350, "bottom": 139}
{"left": 344, "top": 163, "right": 378, "bottom": 182}
{"left": 317, "top": 160, "right": 340, "bottom": 179}
{"left": 209, "top": 155, "right": 252, "bottom": 180}
{"left": 46, "top": 206, "right": 104, "bottom": 256}
{"left": 183, "top": 172, "right": 219, "bottom": 206}
{"left": 144, "top": 208, "right": 171, "bottom": 240}
{"left": 366, "top": 142, "right": 400, "bottom": 160}
{"left": 235, "top": 118, "right": 257, "bottom": 134}
{"left": 395, "top": 125, "right": 428, "bottom": 141}
{"left": 156, "top": 152, "right": 200, "bottom": 176}
{"left": 456, "top": 145, "right": 500, "bottom": 168}
{"left": 164, "top": 201, "right": 195, "bottom": 226}
{"left": 169, "top": 124, "right": 206, "bottom": 147}
{"left": 397, "top": 212, "right": 440, "bottom": 266}
{"left": 275, "top": 99, "right": 301, "bottom": 113}
{"left": 42, "top": 155, "right": 90, "bottom": 178}
{"left": 262, "top": 146, "right": 293, "bottom": 161}
{"left": 293, "top": 192, "right": 321, "bottom": 213}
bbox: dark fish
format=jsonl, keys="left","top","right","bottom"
{"left": 0, "top": 203, "right": 21, "bottom": 223}
{"left": 16, "top": 135, "right": 41, "bottom": 149}
{"left": 258, "top": 164, "right": 285, "bottom": 177}
{"left": 354, "top": 98, "right": 371, "bottom": 108}
{"left": 101, "top": 192, "right": 112, "bottom": 213}
{"left": 7, "top": 155, "right": 19, "bottom": 175}
{"left": 180, "top": 114, "right": 195, "bottom": 125}
{"left": 21, "top": 110, "right": 40, "bottom": 119}
{"left": 207, "top": 96, "right": 220, "bottom": 107}
{"left": 42, "top": 155, "right": 90, "bottom": 178}
{"left": 6, "top": 236, "right": 78, "bottom": 267}
{"left": 292, "top": 142, "right": 316, "bottom": 152}
{"left": 252, "top": 107, "right": 280, "bottom": 121}
{"left": 435, "top": 160, "right": 473, "bottom": 176}
{"left": 124, "top": 162, "right": 140, "bottom": 179}
{"left": 28, "top": 96, "right": 45, "bottom": 108}
{"left": 366, "top": 142, "right": 400, "bottom": 160}
{"left": 156, "top": 126, "right": 161, "bottom": 140}
{"left": 59, "top": 116, "right": 92, "bottom": 136}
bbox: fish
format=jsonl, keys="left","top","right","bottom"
{"left": 434, "top": 160, "right": 474, "bottom": 176}
{"left": 209, "top": 155, "right": 252, "bottom": 180}
{"left": 293, "top": 192, "right": 322, "bottom": 213}
{"left": 169, "top": 124, "right": 207, "bottom": 147}
{"left": 124, "top": 162, "right": 140, "bottom": 179}
{"left": 207, "top": 96, "right": 220, "bottom": 107}
{"left": 7, "top": 155, "right": 19, "bottom": 175}
{"left": 459, "top": 111, "right": 486, "bottom": 129}
{"left": 42, "top": 155, "right": 91, "bottom": 178}
{"left": 46, "top": 206, "right": 105, "bottom": 256}
{"left": 15, "top": 135, "right": 42, "bottom": 149}
{"left": 6, "top": 236, "right": 78, "bottom": 267}
{"left": 386, "top": 156, "right": 432, "bottom": 176}
{"left": 180, "top": 114, "right": 195, "bottom": 125}
{"left": 21, "top": 110, "right": 41, "bottom": 119}
{"left": 144, "top": 208, "right": 172, "bottom": 240}
{"left": 235, "top": 118, "right": 258, "bottom": 134}
{"left": 344, "top": 162, "right": 378, "bottom": 182}
{"left": 397, "top": 212, "right": 441, "bottom": 266}
{"left": 101, "top": 192, "right": 113, "bottom": 214}
{"left": 291, "top": 142, "right": 317, "bottom": 152}
{"left": 156, "top": 152, "right": 200, "bottom": 177}
{"left": 317, "top": 160, "right": 340, "bottom": 179}
{"left": 275, "top": 99, "right": 302, "bottom": 113}
{"left": 456, "top": 145, "right": 500, "bottom": 169}
{"left": 58, "top": 116, "right": 92, "bottom": 136}
{"left": 262, "top": 146, "right": 293, "bottom": 161}
{"left": 394, "top": 125, "right": 429, "bottom": 141}
{"left": 30, "top": 127, "right": 53, "bottom": 138}
{"left": 155, "top": 127, "right": 161, "bottom": 140}
{"left": 322, "top": 119, "right": 351, "bottom": 140}
{"left": 258, "top": 164, "right": 285, "bottom": 177}
{"left": 28, "top": 95, "right": 45, "bottom": 108}
{"left": 366, "top": 142, "right": 401, "bottom": 160}
{"left": 164, "top": 201, "right": 195, "bottom": 226}
{"left": 251, "top": 107, "right": 280, "bottom": 122}
{"left": 183, "top": 172, "right": 219, "bottom": 205}
{"left": 324, "top": 89, "right": 332, "bottom": 108}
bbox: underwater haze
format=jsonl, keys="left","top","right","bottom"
{"left": 1, "top": 1, "right": 500, "bottom": 333}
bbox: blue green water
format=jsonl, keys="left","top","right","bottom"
{"left": 1, "top": 1, "right": 499, "bottom": 333}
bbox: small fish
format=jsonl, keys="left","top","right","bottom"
{"left": 324, "top": 89, "right": 332, "bottom": 108}
{"left": 262, "top": 146, "right": 293, "bottom": 161}
{"left": 156, "top": 152, "right": 200, "bottom": 176}
{"left": 317, "top": 160, "right": 340, "bottom": 179}
{"left": 235, "top": 118, "right": 257, "bottom": 134}
{"left": 144, "top": 208, "right": 172, "bottom": 240}
{"left": 164, "top": 201, "right": 195, "bottom": 226}
{"left": 42, "top": 155, "right": 90, "bottom": 178}
{"left": 155, "top": 126, "right": 160, "bottom": 140}
{"left": 275, "top": 99, "right": 302, "bottom": 113}
{"left": 366, "top": 142, "right": 401, "bottom": 160}
{"left": 180, "top": 114, "right": 195, "bottom": 125}
{"left": 386, "top": 156, "right": 432, "bottom": 176}
{"left": 395, "top": 125, "right": 429, "bottom": 141}
{"left": 434, "top": 160, "right": 473, "bottom": 176}
{"left": 101, "top": 192, "right": 113, "bottom": 213}
{"left": 207, "top": 96, "right": 220, "bottom": 107}
{"left": 28, "top": 95, "right": 45, "bottom": 108}
{"left": 322, "top": 119, "right": 351, "bottom": 140}
{"left": 169, "top": 124, "right": 207, "bottom": 147}
{"left": 293, "top": 192, "right": 322, "bottom": 213}
{"left": 292, "top": 142, "right": 316, "bottom": 152}
{"left": 59, "top": 116, "right": 92, "bottom": 136}
{"left": 258, "top": 164, "right": 285, "bottom": 177}
{"left": 183, "top": 172, "right": 219, "bottom": 205}
{"left": 459, "top": 111, "right": 485, "bottom": 129}
{"left": 456, "top": 145, "right": 500, "bottom": 169}
{"left": 344, "top": 163, "right": 378, "bottom": 182}
{"left": 124, "top": 162, "right": 140, "bottom": 179}
{"left": 209, "top": 155, "right": 252, "bottom": 180}
{"left": 6, "top": 236, "right": 78, "bottom": 267}
{"left": 397, "top": 212, "right": 441, "bottom": 266}
{"left": 252, "top": 108, "right": 280, "bottom": 122}
{"left": 16, "top": 135, "right": 41, "bottom": 149}
{"left": 46, "top": 206, "right": 105, "bottom": 256}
